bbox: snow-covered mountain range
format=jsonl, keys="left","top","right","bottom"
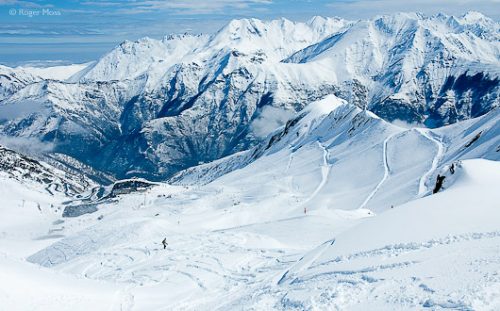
{"left": 0, "top": 12, "right": 498, "bottom": 180}
{"left": 0, "top": 11, "right": 499, "bottom": 311}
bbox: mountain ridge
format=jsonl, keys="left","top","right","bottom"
{"left": 0, "top": 12, "right": 498, "bottom": 181}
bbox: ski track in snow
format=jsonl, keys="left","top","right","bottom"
{"left": 221, "top": 231, "right": 500, "bottom": 310}
{"left": 357, "top": 132, "right": 399, "bottom": 210}
{"left": 302, "top": 140, "right": 331, "bottom": 205}
{"left": 275, "top": 141, "right": 335, "bottom": 287}
{"left": 312, "top": 230, "right": 500, "bottom": 269}
{"left": 40, "top": 227, "right": 297, "bottom": 307}
{"left": 416, "top": 128, "right": 445, "bottom": 196}
{"left": 285, "top": 149, "right": 294, "bottom": 173}
{"left": 277, "top": 238, "right": 335, "bottom": 286}
{"left": 255, "top": 231, "right": 500, "bottom": 311}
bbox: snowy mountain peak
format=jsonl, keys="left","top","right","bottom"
{"left": 0, "top": 12, "right": 498, "bottom": 181}
{"left": 79, "top": 33, "right": 206, "bottom": 84}
{"left": 207, "top": 16, "right": 349, "bottom": 60}
{"left": 461, "top": 10, "right": 490, "bottom": 22}
{"left": 220, "top": 17, "right": 267, "bottom": 36}
{"left": 307, "top": 15, "right": 329, "bottom": 25}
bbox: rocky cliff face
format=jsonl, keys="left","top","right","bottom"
{"left": 0, "top": 145, "right": 95, "bottom": 197}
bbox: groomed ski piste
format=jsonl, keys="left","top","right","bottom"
{"left": 1, "top": 95, "right": 499, "bottom": 310}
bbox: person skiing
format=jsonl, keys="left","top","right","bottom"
{"left": 162, "top": 238, "right": 168, "bottom": 249}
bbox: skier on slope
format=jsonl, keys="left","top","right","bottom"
{"left": 162, "top": 238, "right": 168, "bottom": 249}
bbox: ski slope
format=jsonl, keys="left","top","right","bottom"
{"left": 0, "top": 97, "right": 498, "bottom": 310}
{"left": 416, "top": 129, "right": 445, "bottom": 196}
{"left": 357, "top": 132, "right": 397, "bottom": 210}
{"left": 234, "top": 159, "right": 500, "bottom": 310}
{"left": 2, "top": 157, "right": 497, "bottom": 310}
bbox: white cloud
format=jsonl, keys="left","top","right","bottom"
{"left": 0, "top": 135, "right": 54, "bottom": 156}
{"left": 326, "top": 0, "right": 500, "bottom": 19}
{"left": 82, "top": 0, "right": 273, "bottom": 15}
{"left": 251, "top": 106, "right": 296, "bottom": 138}
{"left": 0, "top": 0, "right": 52, "bottom": 8}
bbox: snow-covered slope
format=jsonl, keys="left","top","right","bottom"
{"left": 80, "top": 18, "right": 349, "bottom": 87}
{"left": 0, "top": 65, "right": 41, "bottom": 101}
{"left": 221, "top": 159, "right": 500, "bottom": 310}
{"left": 0, "top": 255, "right": 120, "bottom": 311}
{"left": 80, "top": 35, "right": 207, "bottom": 87}
{"left": 0, "top": 145, "right": 99, "bottom": 270}
{"left": 0, "top": 17, "right": 350, "bottom": 179}
{"left": 2, "top": 155, "right": 498, "bottom": 310}
{"left": 0, "top": 154, "right": 121, "bottom": 309}
{"left": 0, "top": 12, "right": 497, "bottom": 180}
{"left": 19, "top": 62, "right": 94, "bottom": 81}
{"left": 172, "top": 95, "right": 499, "bottom": 213}
{"left": 0, "top": 91, "right": 497, "bottom": 311}
{"left": 18, "top": 138, "right": 500, "bottom": 311}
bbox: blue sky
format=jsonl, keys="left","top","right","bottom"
{"left": 0, "top": 0, "right": 498, "bottom": 66}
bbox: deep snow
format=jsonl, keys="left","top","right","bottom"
{"left": 1, "top": 158, "right": 499, "bottom": 310}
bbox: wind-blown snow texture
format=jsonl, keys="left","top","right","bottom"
{"left": 0, "top": 12, "right": 498, "bottom": 180}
